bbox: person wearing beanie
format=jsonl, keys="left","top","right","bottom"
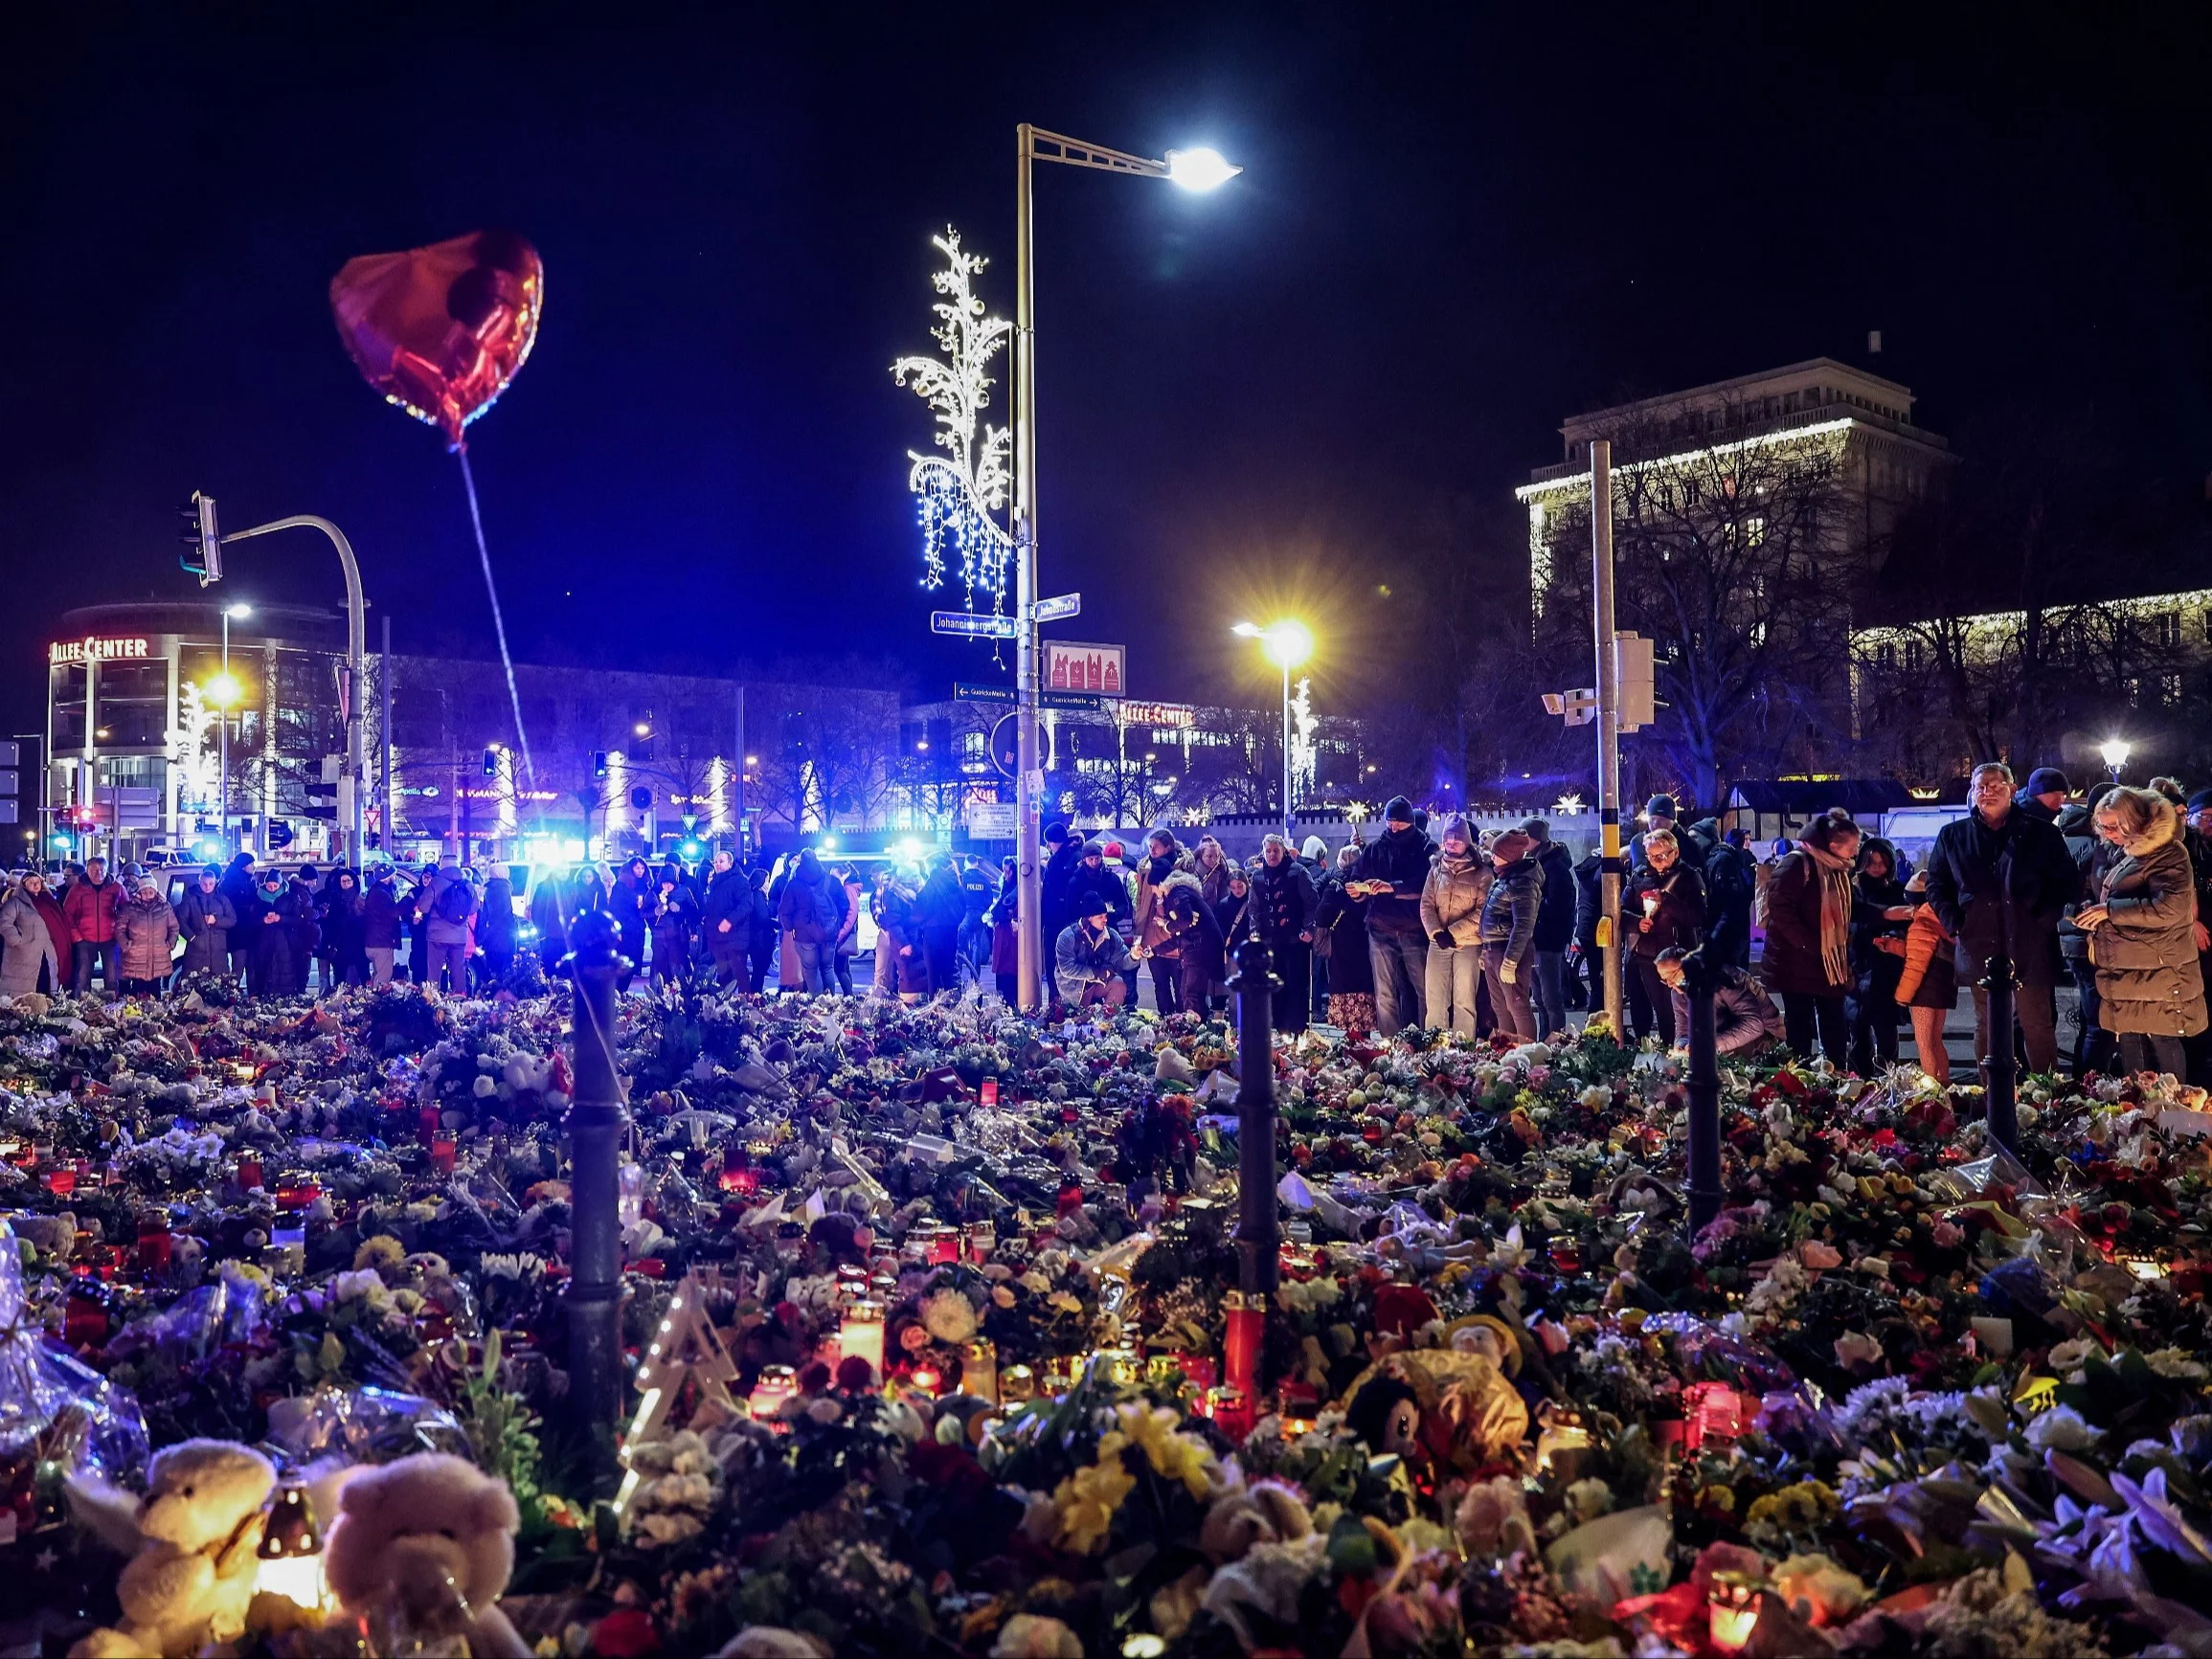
{"left": 1314, "top": 842, "right": 1376, "bottom": 1035}
{"left": 1054, "top": 892, "right": 1137, "bottom": 1010}
{"left": 1478, "top": 828, "right": 1544, "bottom": 1040}
{"left": 2017, "top": 767, "right": 2070, "bottom": 823}
{"left": 2057, "top": 787, "right": 2120, "bottom": 1074}
{"left": 1419, "top": 815, "right": 1491, "bottom": 1036}
{"left": 1132, "top": 828, "right": 1195, "bottom": 1014}
{"left": 1623, "top": 825, "right": 1706, "bottom": 1046}
{"left": 1522, "top": 818, "right": 1575, "bottom": 1037}
{"left": 1627, "top": 794, "right": 1679, "bottom": 871}
{"left": 1298, "top": 834, "right": 1334, "bottom": 1018}
{"left": 1038, "top": 821, "right": 1086, "bottom": 994}
{"left": 1760, "top": 808, "right": 1878, "bottom": 1063}
{"left": 1355, "top": 795, "right": 1438, "bottom": 1032}
{"left": 1251, "top": 833, "right": 1320, "bottom": 1032}
{"left": 176, "top": 863, "right": 237, "bottom": 980}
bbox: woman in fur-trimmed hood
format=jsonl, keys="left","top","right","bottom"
{"left": 2076, "top": 786, "right": 2208, "bottom": 1077}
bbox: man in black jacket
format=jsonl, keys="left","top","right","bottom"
{"left": 1038, "top": 821, "right": 1083, "bottom": 996}
{"left": 702, "top": 850, "right": 753, "bottom": 987}
{"left": 1700, "top": 820, "right": 1757, "bottom": 971}
{"left": 1924, "top": 761, "right": 2080, "bottom": 1076}
{"left": 1352, "top": 796, "right": 1433, "bottom": 1033}
{"left": 1522, "top": 818, "right": 1576, "bottom": 1039}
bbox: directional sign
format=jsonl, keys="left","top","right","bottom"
{"left": 931, "top": 610, "right": 1019, "bottom": 640}
{"left": 989, "top": 714, "right": 1021, "bottom": 779}
{"left": 1041, "top": 690, "right": 1108, "bottom": 713}
{"left": 954, "top": 682, "right": 1016, "bottom": 706}
{"left": 1032, "top": 592, "right": 1080, "bottom": 624}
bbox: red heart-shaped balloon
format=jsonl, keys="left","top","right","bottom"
{"left": 330, "top": 229, "right": 544, "bottom": 445}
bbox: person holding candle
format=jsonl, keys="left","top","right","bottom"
{"left": 176, "top": 865, "right": 237, "bottom": 983}
{"left": 1623, "top": 827, "right": 1705, "bottom": 1046}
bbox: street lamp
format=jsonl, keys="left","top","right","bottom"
{"left": 213, "top": 603, "right": 252, "bottom": 858}
{"left": 2100, "top": 736, "right": 2131, "bottom": 782}
{"left": 1007, "top": 123, "right": 1239, "bottom": 1013}
{"left": 1233, "top": 619, "right": 1313, "bottom": 839}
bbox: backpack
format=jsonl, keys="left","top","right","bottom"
{"left": 436, "top": 880, "right": 475, "bottom": 925}
{"left": 1708, "top": 844, "right": 1753, "bottom": 916}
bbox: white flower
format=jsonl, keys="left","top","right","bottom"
{"left": 331, "top": 1267, "right": 384, "bottom": 1304}
{"left": 472, "top": 1073, "right": 497, "bottom": 1098}
{"left": 1833, "top": 1330, "right": 1885, "bottom": 1370}
{"left": 2145, "top": 1347, "right": 2209, "bottom": 1380}
{"left": 2025, "top": 1405, "right": 2095, "bottom": 1451}
{"left": 1563, "top": 1477, "right": 1614, "bottom": 1522}
{"left": 2045, "top": 1337, "right": 2097, "bottom": 1374}
{"left": 920, "top": 1287, "right": 979, "bottom": 1345}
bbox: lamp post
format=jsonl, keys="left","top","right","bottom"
{"left": 214, "top": 516, "right": 368, "bottom": 868}
{"left": 211, "top": 603, "right": 251, "bottom": 857}
{"left": 1233, "top": 620, "right": 1313, "bottom": 841}
{"left": 2100, "top": 736, "right": 2131, "bottom": 783}
{"left": 1009, "top": 127, "right": 1239, "bottom": 1013}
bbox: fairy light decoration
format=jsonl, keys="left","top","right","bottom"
{"left": 892, "top": 230, "right": 1014, "bottom": 616}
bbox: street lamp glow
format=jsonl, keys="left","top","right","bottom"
{"left": 1234, "top": 619, "right": 1313, "bottom": 671}
{"left": 205, "top": 672, "right": 241, "bottom": 709}
{"left": 2101, "top": 737, "right": 2132, "bottom": 775}
{"left": 223, "top": 602, "right": 253, "bottom": 620}
{"left": 1166, "top": 147, "right": 1241, "bottom": 191}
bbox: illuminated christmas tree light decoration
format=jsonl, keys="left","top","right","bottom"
{"left": 1290, "top": 677, "right": 1317, "bottom": 808}
{"left": 704, "top": 757, "right": 733, "bottom": 833}
{"left": 892, "top": 230, "right": 1014, "bottom": 615}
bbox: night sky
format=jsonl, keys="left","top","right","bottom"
{"left": 8, "top": 7, "right": 2212, "bottom": 742}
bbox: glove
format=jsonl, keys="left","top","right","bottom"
{"left": 1499, "top": 959, "right": 1517, "bottom": 985}
{"left": 1432, "top": 931, "right": 1455, "bottom": 951}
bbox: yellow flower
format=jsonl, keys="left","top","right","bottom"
{"left": 1115, "top": 1403, "right": 1215, "bottom": 1500}
{"left": 1053, "top": 1434, "right": 1136, "bottom": 1555}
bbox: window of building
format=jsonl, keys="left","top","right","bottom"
{"left": 1873, "top": 642, "right": 1897, "bottom": 673}
{"left": 2162, "top": 674, "right": 2183, "bottom": 706}
{"left": 2153, "top": 610, "right": 2180, "bottom": 649}
{"left": 1905, "top": 640, "right": 1925, "bottom": 673}
{"left": 2126, "top": 676, "right": 2145, "bottom": 706}
{"left": 961, "top": 730, "right": 985, "bottom": 760}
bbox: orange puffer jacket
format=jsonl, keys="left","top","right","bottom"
{"left": 1892, "top": 905, "right": 1952, "bottom": 1004}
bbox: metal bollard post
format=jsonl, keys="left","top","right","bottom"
{"left": 1981, "top": 953, "right": 2020, "bottom": 1153}
{"left": 564, "top": 909, "right": 632, "bottom": 1474}
{"left": 1682, "top": 945, "right": 1722, "bottom": 1238}
{"left": 1224, "top": 931, "right": 1280, "bottom": 1425}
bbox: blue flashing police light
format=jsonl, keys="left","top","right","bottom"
{"left": 678, "top": 839, "right": 704, "bottom": 861}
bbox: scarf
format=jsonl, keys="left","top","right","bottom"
{"left": 1796, "top": 840, "right": 1855, "bottom": 987}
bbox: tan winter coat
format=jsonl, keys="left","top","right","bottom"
{"left": 1419, "top": 851, "right": 1492, "bottom": 946}
{"left": 115, "top": 894, "right": 180, "bottom": 983}
{"left": 1133, "top": 850, "right": 1197, "bottom": 953}
{"left": 2090, "top": 796, "right": 2209, "bottom": 1038}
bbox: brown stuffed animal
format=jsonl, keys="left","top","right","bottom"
{"left": 71, "top": 1439, "right": 277, "bottom": 1659}
{"left": 322, "top": 1451, "right": 531, "bottom": 1658}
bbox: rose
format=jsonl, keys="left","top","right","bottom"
{"left": 1798, "top": 1240, "right": 1842, "bottom": 1270}
{"left": 1833, "top": 1330, "right": 1884, "bottom": 1370}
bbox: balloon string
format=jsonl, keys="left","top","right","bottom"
{"left": 455, "top": 447, "right": 540, "bottom": 814}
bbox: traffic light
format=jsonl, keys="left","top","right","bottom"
{"left": 301, "top": 781, "right": 337, "bottom": 822}
{"left": 266, "top": 820, "right": 294, "bottom": 849}
{"left": 591, "top": 751, "right": 609, "bottom": 779}
{"left": 628, "top": 786, "right": 652, "bottom": 812}
{"left": 1614, "top": 632, "right": 1657, "bottom": 732}
{"left": 483, "top": 748, "right": 500, "bottom": 776}
{"left": 178, "top": 491, "right": 222, "bottom": 586}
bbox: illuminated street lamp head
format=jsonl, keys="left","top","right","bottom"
{"left": 1166, "top": 147, "right": 1241, "bottom": 191}
{"left": 1234, "top": 618, "right": 1313, "bottom": 671}
{"left": 205, "top": 672, "right": 242, "bottom": 709}
{"left": 2101, "top": 737, "right": 2132, "bottom": 772}
{"left": 223, "top": 603, "right": 253, "bottom": 620}
{"left": 633, "top": 722, "right": 651, "bottom": 737}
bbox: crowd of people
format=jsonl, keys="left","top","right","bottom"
{"left": 5, "top": 756, "right": 2207, "bottom": 1084}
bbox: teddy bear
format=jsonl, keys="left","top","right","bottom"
{"left": 70, "top": 1438, "right": 278, "bottom": 1659}
{"left": 322, "top": 1451, "right": 532, "bottom": 1659}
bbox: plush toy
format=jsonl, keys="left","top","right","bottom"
{"left": 70, "top": 1439, "right": 278, "bottom": 1659}
{"left": 322, "top": 1451, "right": 531, "bottom": 1658}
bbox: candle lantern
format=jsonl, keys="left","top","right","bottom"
{"left": 136, "top": 1214, "right": 173, "bottom": 1273}
{"left": 910, "top": 1362, "right": 944, "bottom": 1396}
{"left": 748, "top": 1363, "right": 797, "bottom": 1421}
{"left": 429, "top": 1136, "right": 458, "bottom": 1177}
{"left": 1707, "top": 1572, "right": 1763, "bottom": 1654}
{"left": 965, "top": 1221, "right": 995, "bottom": 1265}
{"left": 237, "top": 1155, "right": 264, "bottom": 1191}
{"left": 962, "top": 1338, "right": 999, "bottom": 1405}
{"left": 980, "top": 1078, "right": 999, "bottom": 1108}
{"left": 839, "top": 1300, "right": 886, "bottom": 1380}
{"left": 926, "top": 1222, "right": 959, "bottom": 1267}
{"left": 271, "top": 1224, "right": 307, "bottom": 1276}
{"left": 44, "top": 1168, "right": 76, "bottom": 1199}
{"left": 1000, "top": 1363, "right": 1036, "bottom": 1405}
{"left": 1534, "top": 1404, "right": 1594, "bottom": 1475}
{"left": 255, "top": 1483, "right": 329, "bottom": 1614}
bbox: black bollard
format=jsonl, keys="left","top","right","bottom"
{"left": 1981, "top": 953, "right": 2020, "bottom": 1153}
{"left": 1682, "top": 945, "right": 1723, "bottom": 1237}
{"left": 564, "top": 909, "right": 632, "bottom": 1472}
{"left": 1224, "top": 931, "right": 1279, "bottom": 1420}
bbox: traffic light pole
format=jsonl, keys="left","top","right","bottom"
{"left": 1591, "top": 440, "right": 1625, "bottom": 1037}
{"left": 217, "top": 515, "right": 369, "bottom": 871}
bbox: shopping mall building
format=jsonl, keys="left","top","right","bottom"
{"left": 40, "top": 602, "right": 902, "bottom": 867}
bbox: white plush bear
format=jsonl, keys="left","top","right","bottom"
{"left": 322, "top": 1451, "right": 531, "bottom": 1658}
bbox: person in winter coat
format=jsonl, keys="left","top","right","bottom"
{"left": 1214, "top": 864, "right": 1253, "bottom": 947}
{"left": 63, "top": 854, "right": 124, "bottom": 996}
{"left": 1524, "top": 819, "right": 1575, "bottom": 1038}
{"left": 245, "top": 868, "right": 311, "bottom": 998}
{"left": 1655, "top": 948, "right": 1785, "bottom": 1055}
{"left": 1055, "top": 894, "right": 1138, "bottom": 1009}
{"left": 1893, "top": 869, "right": 1957, "bottom": 1084}
{"left": 114, "top": 877, "right": 180, "bottom": 995}
{"left": 1624, "top": 828, "right": 1706, "bottom": 1045}
{"left": 1569, "top": 844, "right": 1602, "bottom": 1010}
{"left": 423, "top": 859, "right": 479, "bottom": 994}
{"left": 1249, "top": 835, "right": 1319, "bottom": 1033}
{"left": 1763, "top": 809, "right": 1907, "bottom": 1065}
{"left": 1192, "top": 835, "right": 1237, "bottom": 910}
{"left": 1354, "top": 796, "right": 1436, "bottom": 1034}
{"left": 1698, "top": 818, "right": 1757, "bottom": 970}
{"left": 776, "top": 847, "right": 845, "bottom": 993}
{"left": 644, "top": 866, "right": 696, "bottom": 989}
{"left": 1066, "top": 842, "right": 1133, "bottom": 936}
{"left": 830, "top": 870, "right": 862, "bottom": 994}
{"left": 1478, "top": 828, "right": 1544, "bottom": 1042}
{"left": 1418, "top": 815, "right": 1492, "bottom": 1038}
{"left": 606, "top": 858, "right": 651, "bottom": 986}
{"left": 218, "top": 853, "right": 258, "bottom": 979}
{"left": 1315, "top": 844, "right": 1375, "bottom": 1033}
{"left": 1039, "top": 823, "right": 1083, "bottom": 994}
{"left": 0, "top": 874, "right": 68, "bottom": 997}
{"left": 699, "top": 851, "right": 750, "bottom": 987}
{"left": 1924, "top": 762, "right": 2079, "bottom": 1076}
{"left": 2186, "top": 790, "right": 2212, "bottom": 1086}
{"left": 2057, "top": 785, "right": 2120, "bottom": 1076}
{"left": 362, "top": 870, "right": 404, "bottom": 985}
{"left": 1160, "top": 876, "right": 1227, "bottom": 1016}
{"left": 1848, "top": 837, "right": 1910, "bottom": 1073}
{"left": 176, "top": 866, "right": 237, "bottom": 979}
{"left": 957, "top": 855, "right": 994, "bottom": 991}
{"left": 472, "top": 870, "right": 518, "bottom": 988}
{"left": 2075, "top": 787, "right": 2208, "bottom": 1077}
{"left": 916, "top": 854, "right": 966, "bottom": 998}
{"left": 987, "top": 858, "right": 1021, "bottom": 1006}
{"left": 1132, "top": 829, "right": 1195, "bottom": 1014}
{"left": 320, "top": 869, "right": 370, "bottom": 989}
